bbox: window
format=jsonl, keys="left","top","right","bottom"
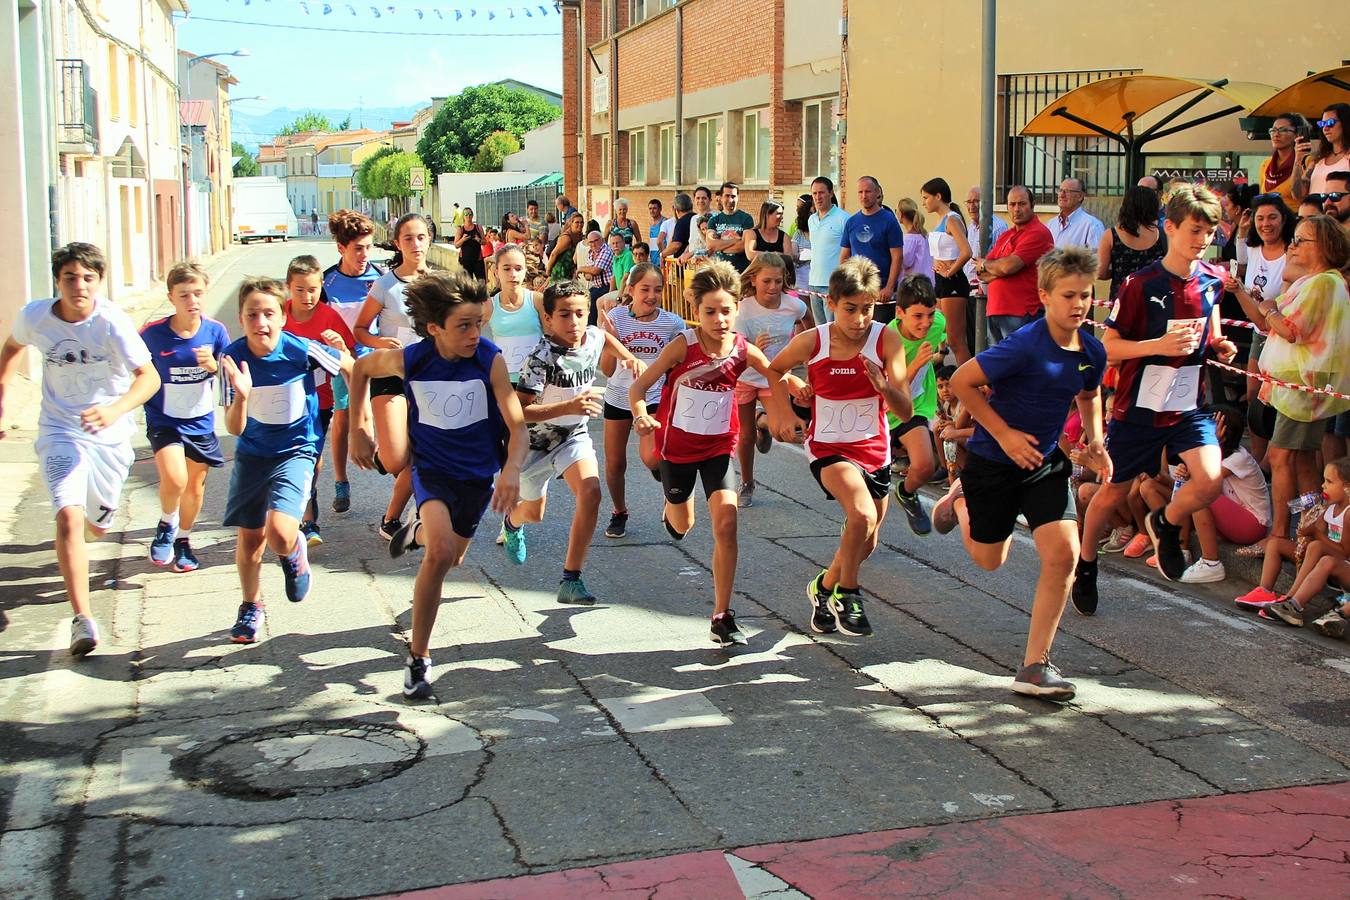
{"left": 696, "top": 116, "right": 722, "bottom": 183}
{"left": 628, "top": 130, "right": 646, "bottom": 185}
{"left": 802, "top": 97, "right": 839, "bottom": 184}
{"left": 631, "top": 0, "right": 676, "bottom": 25}
{"left": 659, "top": 124, "right": 675, "bottom": 184}
{"left": 126, "top": 53, "right": 137, "bottom": 125}
{"left": 599, "top": 134, "right": 610, "bottom": 184}
{"left": 107, "top": 45, "right": 120, "bottom": 120}
{"left": 133, "top": 185, "right": 144, "bottom": 232}
{"left": 742, "top": 109, "right": 770, "bottom": 183}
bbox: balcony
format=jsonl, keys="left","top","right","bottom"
{"left": 57, "top": 59, "right": 99, "bottom": 155}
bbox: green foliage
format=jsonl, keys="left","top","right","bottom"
{"left": 472, "top": 131, "right": 522, "bottom": 172}
{"left": 362, "top": 150, "right": 421, "bottom": 199}
{"left": 336, "top": 115, "right": 352, "bottom": 132}
{"left": 355, "top": 145, "right": 398, "bottom": 197}
{"left": 278, "top": 112, "right": 337, "bottom": 136}
{"left": 231, "top": 141, "right": 260, "bottom": 177}
{"left": 416, "top": 83, "right": 560, "bottom": 176}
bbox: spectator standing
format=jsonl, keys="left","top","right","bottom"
{"left": 895, "top": 197, "right": 935, "bottom": 284}
{"left": 706, "top": 182, "right": 755, "bottom": 272}
{"left": 452, "top": 203, "right": 465, "bottom": 230}
{"left": 972, "top": 185, "right": 1055, "bottom": 344}
{"left": 647, "top": 199, "right": 670, "bottom": 254}
{"left": 454, "top": 208, "right": 487, "bottom": 281}
{"left": 502, "top": 212, "right": 528, "bottom": 244}
{"left": 556, "top": 195, "right": 578, "bottom": 227}
{"left": 607, "top": 198, "right": 638, "bottom": 246}
{"left": 1048, "top": 178, "right": 1105, "bottom": 250}
{"left": 664, "top": 192, "right": 694, "bottom": 259}
{"left": 787, "top": 193, "right": 813, "bottom": 294}
{"left": 524, "top": 199, "right": 546, "bottom": 242}
{"left": 547, "top": 212, "right": 584, "bottom": 283}
{"left": 1097, "top": 186, "right": 1167, "bottom": 299}
{"left": 1323, "top": 170, "right": 1350, "bottom": 227}
{"left": 577, "top": 230, "right": 615, "bottom": 318}
{"left": 1294, "top": 103, "right": 1350, "bottom": 198}
{"left": 1260, "top": 113, "right": 1305, "bottom": 210}
{"left": 921, "top": 178, "right": 973, "bottom": 362}
{"left": 746, "top": 199, "right": 795, "bottom": 264}
{"left": 807, "top": 176, "right": 849, "bottom": 323}
{"left": 962, "top": 186, "right": 1008, "bottom": 284}
{"left": 608, "top": 232, "right": 635, "bottom": 292}
{"left": 840, "top": 175, "right": 904, "bottom": 322}
{"left": 310, "top": 210, "right": 319, "bottom": 234}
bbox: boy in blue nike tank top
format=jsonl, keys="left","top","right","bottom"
{"left": 348, "top": 270, "right": 528, "bottom": 700}
{"left": 220, "top": 278, "right": 352, "bottom": 644}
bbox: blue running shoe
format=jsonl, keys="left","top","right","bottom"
{"left": 332, "top": 481, "right": 351, "bottom": 514}
{"left": 171, "top": 538, "right": 199, "bottom": 573}
{"left": 279, "top": 538, "right": 312, "bottom": 603}
{"left": 150, "top": 520, "right": 176, "bottom": 566}
{"left": 230, "top": 603, "right": 265, "bottom": 643}
{"left": 502, "top": 519, "right": 526, "bottom": 565}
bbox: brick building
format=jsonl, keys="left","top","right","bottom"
{"left": 561, "top": 0, "right": 843, "bottom": 227}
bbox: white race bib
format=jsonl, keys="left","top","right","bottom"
{"left": 162, "top": 379, "right": 214, "bottom": 419}
{"left": 910, "top": 362, "right": 931, "bottom": 404}
{"left": 672, "top": 386, "right": 734, "bottom": 436}
{"left": 1137, "top": 364, "right": 1202, "bottom": 413}
{"left": 814, "top": 396, "right": 880, "bottom": 444}
{"left": 541, "top": 383, "right": 589, "bottom": 426}
{"left": 799, "top": 248, "right": 813, "bottom": 261}
{"left": 397, "top": 326, "right": 421, "bottom": 347}
{"left": 410, "top": 379, "right": 488, "bottom": 431}
{"left": 50, "top": 360, "right": 111, "bottom": 405}
{"left": 248, "top": 380, "right": 306, "bottom": 425}
{"left": 496, "top": 334, "right": 538, "bottom": 379}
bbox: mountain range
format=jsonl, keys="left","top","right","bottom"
{"left": 230, "top": 105, "right": 424, "bottom": 151}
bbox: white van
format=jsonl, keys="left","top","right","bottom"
{"left": 232, "top": 176, "right": 298, "bottom": 244}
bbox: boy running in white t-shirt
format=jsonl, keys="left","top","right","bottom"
{"left": 0, "top": 243, "right": 161, "bottom": 655}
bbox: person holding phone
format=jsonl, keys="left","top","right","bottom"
{"left": 1294, "top": 103, "right": 1350, "bottom": 200}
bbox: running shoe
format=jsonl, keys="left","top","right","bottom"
{"left": 931, "top": 479, "right": 964, "bottom": 535}
{"left": 1261, "top": 598, "right": 1305, "bottom": 627}
{"left": 1312, "top": 608, "right": 1348, "bottom": 639}
{"left": 230, "top": 603, "right": 265, "bottom": 643}
{"left": 496, "top": 522, "right": 507, "bottom": 545}
{"left": 149, "top": 521, "right": 176, "bottom": 567}
{"left": 503, "top": 520, "right": 527, "bottom": 564}
{"left": 1071, "top": 557, "right": 1099, "bottom": 617}
{"left": 389, "top": 518, "right": 421, "bottom": 559}
{"left": 279, "top": 539, "right": 311, "bottom": 603}
{"left": 1180, "top": 558, "right": 1225, "bottom": 584}
{"left": 895, "top": 486, "right": 932, "bottom": 535}
{"left": 605, "top": 511, "right": 629, "bottom": 538}
{"left": 663, "top": 516, "right": 687, "bottom": 541}
{"left": 1011, "top": 657, "right": 1076, "bottom": 702}
{"left": 378, "top": 517, "right": 402, "bottom": 542}
{"left": 829, "top": 587, "right": 872, "bottom": 637}
{"left": 171, "top": 538, "right": 199, "bottom": 573}
{"left": 404, "top": 655, "right": 434, "bottom": 700}
{"left": 807, "top": 570, "right": 837, "bottom": 634}
{"left": 710, "top": 610, "right": 748, "bottom": 646}
{"left": 738, "top": 481, "right": 755, "bottom": 508}
{"left": 1234, "top": 586, "right": 1282, "bottom": 611}
{"left": 1100, "top": 527, "right": 1135, "bottom": 554}
{"left": 1145, "top": 508, "right": 1186, "bottom": 581}
{"left": 557, "top": 577, "right": 597, "bottom": 605}
{"left": 755, "top": 419, "right": 772, "bottom": 454}
{"left": 1122, "top": 532, "right": 1150, "bottom": 559}
{"left": 332, "top": 481, "right": 351, "bottom": 513}
{"left": 301, "top": 521, "right": 324, "bottom": 547}
{"left": 69, "top": 614, "right": 99, "bottom": 657}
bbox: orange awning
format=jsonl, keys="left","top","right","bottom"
{"left": 1021, "top": 75, "right": 1279, "bottom": 138}
{"left": 1251, "top": 66, "right": 1350, "bottom": 118}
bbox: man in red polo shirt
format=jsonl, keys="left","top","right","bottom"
{"left": 972, "top": 185, "right": 1056, "bottom": 345}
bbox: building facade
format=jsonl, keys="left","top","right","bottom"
{"left": 177, "top": 51, "right": 235, "bottom": 255}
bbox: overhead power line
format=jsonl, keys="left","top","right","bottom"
{"left": 180, "top": 14, "right": 560, "bottom": 37}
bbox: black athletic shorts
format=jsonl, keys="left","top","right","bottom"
{"left": 961, "top": 447, "right": 1074, "bottom": 544}
{"left": 603, "top": 402, "right": 658, "bottom": 421}
{"left": 370, "top": 375, "right": 404, "bottom": 399}
{"left": 147, "top": 427, "right": 225, "bottom": 467}
{"left": 809, "top": 455, "right": 892, "bottom": 501}
{"left": 659, "top": 455, "right": 736, "bottom": 504}
{"left": 890, "top": 414, "right": 930, "bottom": 443}
{"left": 314, "top": 406, "right": 334, "bottom": 460}
{"left": 934, "top": 270, "right": 971, "bottom": 298}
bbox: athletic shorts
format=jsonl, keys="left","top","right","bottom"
{"left": 518, "top": 430, "right": 596, "bottom": 502}
{"left": 36, "top": 434, "right": 134, "bottom": 527}
{"left": 659, "top": 454, "right": 736, "bottom": 504}
{"left": 1105, "top": 410, "right": 1217, "bottom": 483}
{"left": 370, "top": 375, "right": 403, "bottom": 399}
{"left": 411, "top": 467, "right": 494, "bottom": 539}
{"left": 890, "top": 414, "right": 930, "bottom": 443}
{"left": 314, "top": 406, "right": 334, "bottom": 460}
{"left": 222, "top": 451, "right": 315, "bottom": 529}
{"left": 603, "top": 402, "right": 658, "bottom": 422}
{"left": 961, "top": 447, "right": 1074, "bottom": 544}
{"left": 147, "top": 426, "right": 225, "bottom": 467}
{"left": 935, "top": 270, "right": 971, "bottom": 298}
{"left": 809, "top": 455, "right": 891, "bottom": 501}
{"left": 734, "top": 382, "right": 774, "bottom": 407}
{"left": 331, "top": 376, "right": 350, "bottom": 412}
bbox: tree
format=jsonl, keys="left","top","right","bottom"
{"left": 416, "top": 83, "right": 560, "bottom": 176}
{"left": 355, "top": 145, "right": 398, "bottom": 198}
{"left": 336, "top": 115, "right": 352, "bottom": 132}
{"left": 473, "top": 131, "right": 522, "bottom": 172}
{"left": 363, "top": 150, "right": 421, "bottom": 199}
{"left": 278, "top": 111, "right": 337, "bottom": 136}
{"left": 231, "top": 141, "right": 260, "bottom": 177}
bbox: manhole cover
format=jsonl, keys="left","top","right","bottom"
{"left": 172, "top": 720, "right": 425, "bottom": 800}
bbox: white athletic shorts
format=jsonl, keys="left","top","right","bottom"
{"left": 36, "top": 434, "right": 135, "bottom": 528}
{"left": 518, "top": 430, "right": 595, "bottom": 502}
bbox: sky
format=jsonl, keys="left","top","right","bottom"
{"left": 175, "top": 0, "right": 563, "bottom": 140}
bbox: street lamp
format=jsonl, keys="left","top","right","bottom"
{"left": 186, "top": 49, "right": 251, "bottom": 67}
{"left": 226, "top": 95, "right": 267, "bottom": 104}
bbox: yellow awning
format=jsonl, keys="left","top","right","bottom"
{"left": 1021, "top": 75, "right": 1279, "bottom": 138}
{"left": 1251, "top": 66, "right": 1350, "bottom": 118}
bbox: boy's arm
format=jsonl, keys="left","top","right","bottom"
{"left": 0, "top": 336, "right": 28, "bottom": 434}
{"left": 602, "top": 329, "right": 645, "bottom": 376}
{"left": 221, "top": 355, "right": 250, "bottom": 436}
{"left": 630, "top": 336, "right": 685, "bottom": 425}
{"left": 1207, "top": 306, "right": 1238, "bottom": 363}
{"left": 347, "top": 349, "right": 404, "bottom": 468}
{"left": 766, "top": 332, "right": 815, "bottom": 440}
{"left": 1074, "top": 387, "right": 1112, "bottom": 481}
{"left": 489, "top": 354, "right": 527, "bottom": 514}
{"left": 874, "top": 327, "right": 913, "bottom": 422}
{"left": 1102, "top": 325, "right": 1196, "bottom": 363}
{"left": 950, "top": 357, "right": 1042, "bottom": 470}
{"left": 79, "top": 362, "right": 161, "bottom": 435}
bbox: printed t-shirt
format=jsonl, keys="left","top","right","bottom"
{"left": 843, "top": 208, "right": 904, "bottom": 289}
{"left": 141, "top": 316, "right": 231, "bottom": 435}
{"left": 736, "top": 294, "right": 808, "bottom": 389}
{"left": 517, "top": 325, "right": 605, "bottom": 452}
{"left": 604, "top": 306, "right": 686, "bottom": 410}
{"left": 222, "top": 331, "right": 342, "bottom": 458}
{"left": 707, "top": 210, "right": 755, "bottom": 271}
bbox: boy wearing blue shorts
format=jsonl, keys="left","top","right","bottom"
{"left": 220, "top": 277, "right": 352, "bottom": 643}
{"left": 348, "top": 271, "right": 528, "bottom": 699}
{"left": 141, "top": 262, "right": 230, "bottom": 572}
{"left": 1073, "top": 185, "right": 1238, "bottom": 613}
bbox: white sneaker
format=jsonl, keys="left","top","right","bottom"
{"left": 495, "top": 522, "right": 506, "bottom": 545}
{"left": 70, "top": 614, "right": 99, "bottom": 657}
{"left": 1180, "top": 558, "right": 1226, "bottom": 584}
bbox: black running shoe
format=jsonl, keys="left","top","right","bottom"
{"left": 1071, "top": 557, "right": 1099, "bottom": 617}
{"left": 605, "top": 511, "right": 628, "bottom": 538}
{"left": 710, "top": 610, "right": 748, "bottom": 646}
{"left": 1146, "top": 508, "right": 1186, "bottom": 581}
{"left": 895, "top": 486, "right": 932, "bottom": 535}
{"left": 404, "top": 656, "right": 434, "bottom": 699}
{"left": 829, "top": 588, "right": 872, "bottom": 637}
{"left": 1011, "top": 657, "right": 1076, "bottom": 702}
{"left": 378, "top": 517, "right": 402, "bottom": 542}
{"left": 806, "top": 569, "right": 837, "bottom": 634}
{"left": 389, "top": 518, "right": 421, "bottom": 559}
{"left": 663, "top": 516, "right": 687, "bottom": 541}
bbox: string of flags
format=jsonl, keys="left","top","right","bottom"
{"left": 228, "top": 1, "right": 560, "bottom": 19}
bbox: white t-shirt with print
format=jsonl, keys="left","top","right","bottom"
{"left": 736, "top": 293, "right": 808, "bottom": 388}
{"left": 12, "top": 298, "right": 152, "bottom": 445}
{"left": 1221, "top": 447, "right": 1271, "bottom": 527}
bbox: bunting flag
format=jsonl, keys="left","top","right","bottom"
{"left": 223, "top": 1, "right": 561, "bottom": 18}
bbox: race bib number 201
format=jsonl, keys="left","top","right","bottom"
{"left": 673, "top": 386, "right": 734, "bottom": 436}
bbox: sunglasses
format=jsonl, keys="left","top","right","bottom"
{"left": 1253, "top": 192, "right": 1282, "bottom": 202}
{"left": 1317, "top": 118, "right": 1340, "bottom": 128}
{"left": 1325, "top": 192, "right": 1347, "bottom": 202}
{"left": 1268, "top": 127, "right": 1296, "bottom": 136}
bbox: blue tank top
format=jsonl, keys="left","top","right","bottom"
{"left": 487, "top": 290, "right": 544, "bottom": 383}
{"left": 403, "top": 337, "right": 506, "bottom": 481}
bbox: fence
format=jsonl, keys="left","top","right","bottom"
{"left": 659, "top": 258, "right": 698, "bottom": 324}
{"left": 473, "top": 183, "right": 561, "bottom": 231}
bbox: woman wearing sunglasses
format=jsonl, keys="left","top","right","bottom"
{"left": 1294, "top": 103, "right": 1350, "bottom": 199}
{"left": 1259, "top": 113, "right": 1305, "bottom": 209}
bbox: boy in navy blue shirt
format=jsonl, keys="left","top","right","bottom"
{"left": 220, "top": 277, "right": 351, "bottom": 643}
{"left": 140, "top": 262, "right": 230, "bottom": 572}
{"left": 1073, "top": 185, "right": 1238, "bottom": 610}
{"left": 348, "top": 270, "right": 528, "bottom": 699}
{"left": 932, "top": 246, "right": 1111, "bottom": 702}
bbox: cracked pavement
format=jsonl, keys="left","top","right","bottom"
{"left": 1, "top": 240, "right": 1348, "bottom": 899}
